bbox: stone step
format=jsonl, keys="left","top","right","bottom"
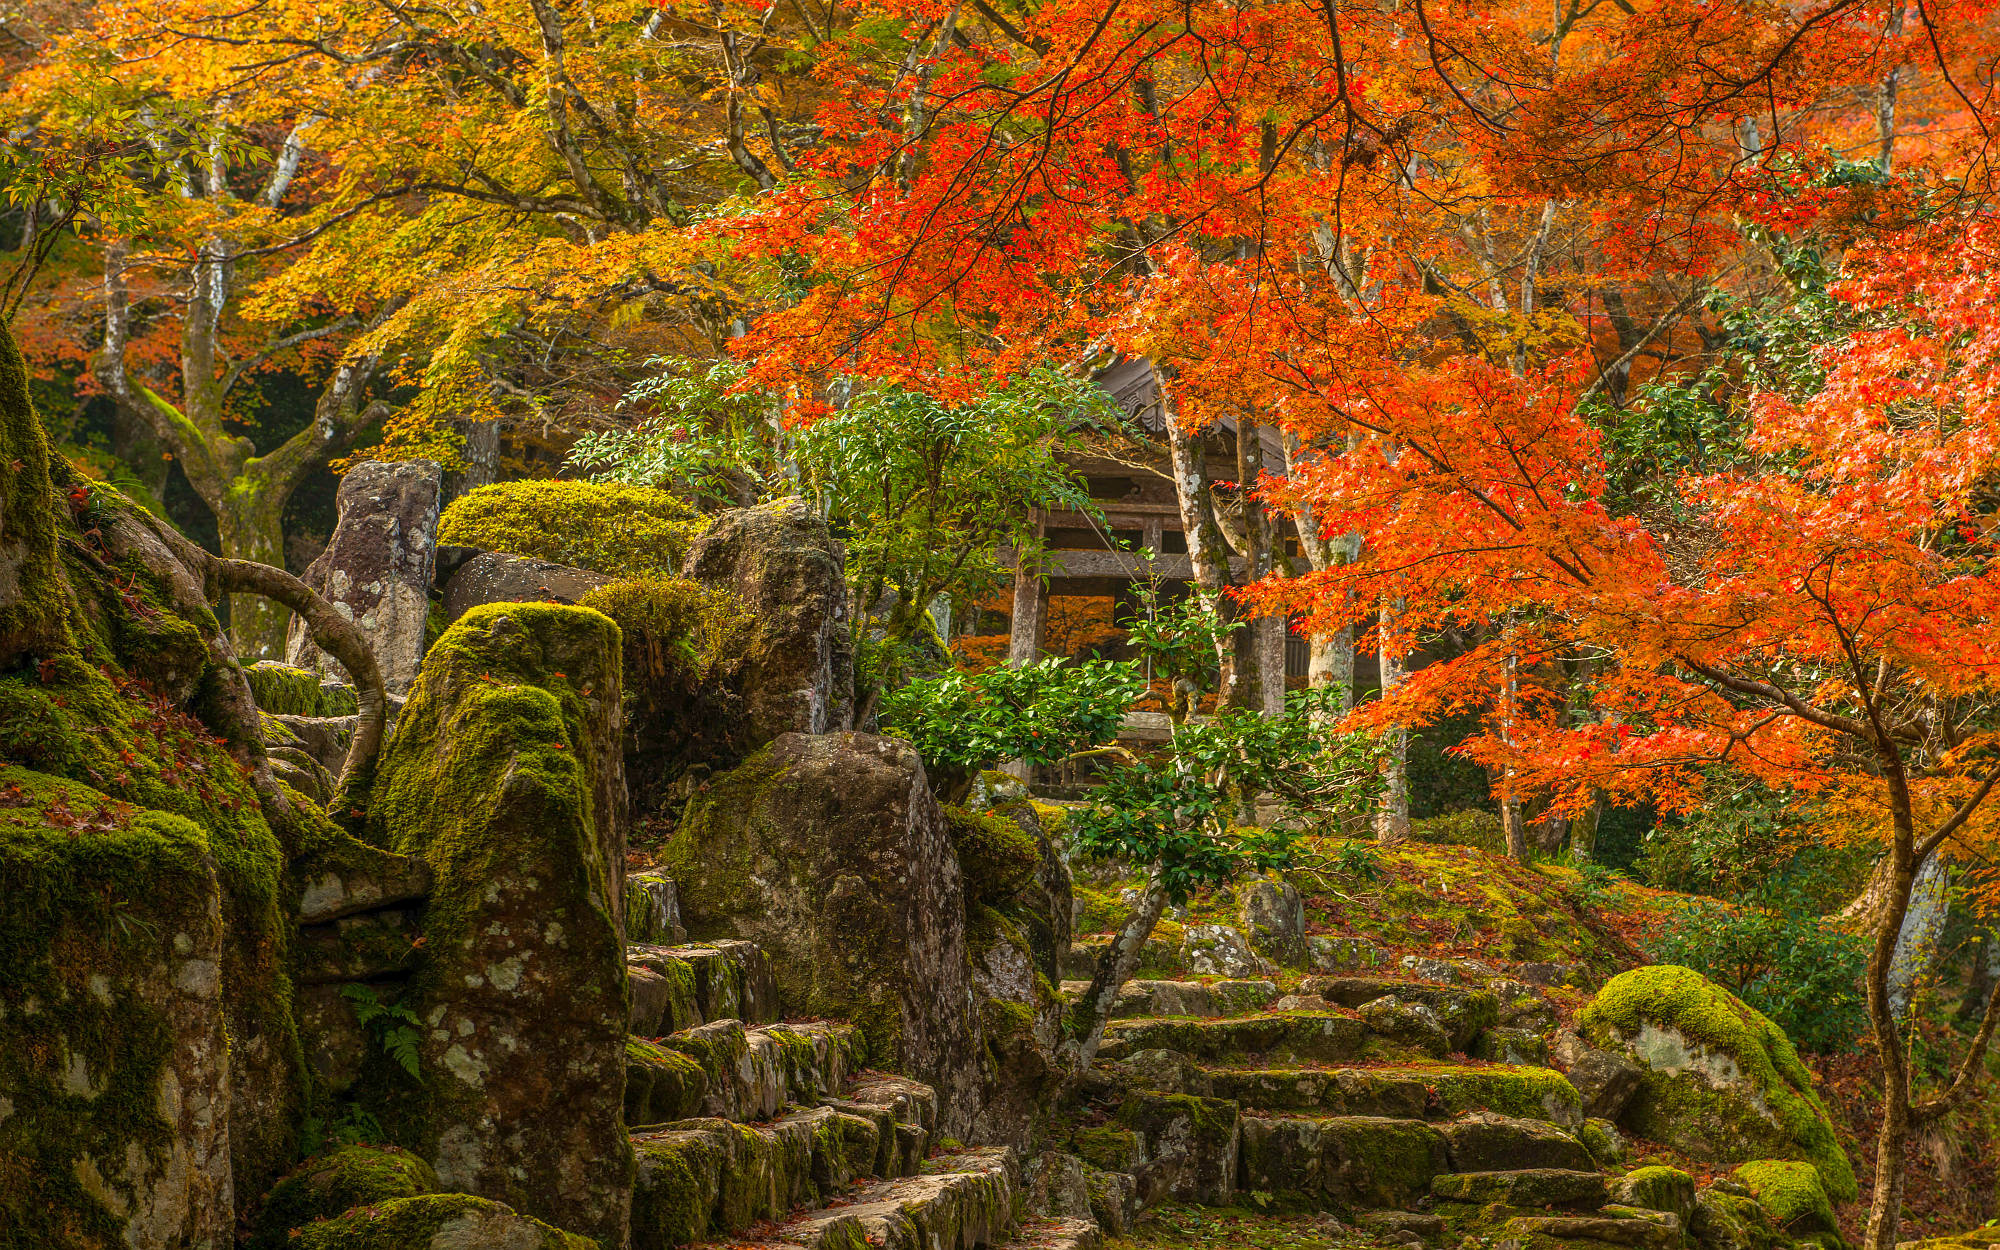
{"left": 1237, "top": 1113, "right": 1449, "bottom": 1211}
{"left": 1498, "top": 1212, "right": 1683, "bottom": 1249}
{"left": 1107, "top": 1056, "right": 1583, "bottom": 1127}
{"left": 1059, "top": 978, "right": 1279, "bottom": 1018}
{"left": 629, "top": 939, "right": 781, "bottom": 1034}
{"left": 629, "top": 1076, "right": 941, "bottom": 1249}
{"left": 1431, "top": 1169, "right": 1610, "bottom": 1208}
{"left": 1096, "top": 1010, "right": 1394, "bottom": 1064}
{"left": 695, "top": 1147, "right": 1018, "bottom": 1250}
{"left": 627, "top": 1019, "right": 863, "bottom": 1127}
{"left": 1006, "top": 1216, "right": 1103, "bottom": 1250}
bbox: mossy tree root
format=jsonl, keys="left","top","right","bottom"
{"left": 209, "top": 557, "right": 387, "bottom": 812}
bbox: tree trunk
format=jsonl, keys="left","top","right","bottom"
{"left": 1569, "top": 794, "right": 1602, "bottom": 864}
{"left": 1309, "top": 623, "right": 1355, "bottom": 712}
{"left": 1862, "top": 775, "right": 1922, "bottom": 1250}
{"left": 215, "top": 484, "right": 292, "bottom": 660}
{"left": 1155, "top": 365, "right": 1240, "bottom": 695}
{"left": 1234, "top": 415, "right": 1283, "bottom": 715}
{"left": 1063, "top": 874, "right": 1170, "bottom": 1080}
{"left": 1374, "top": 599, "right": 1411, "bottom": 841}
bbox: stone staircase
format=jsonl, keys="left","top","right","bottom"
{"left": 1055, "top": 941, "right": 1715, "bottom": 1250}
{"left": 617, "top": 882, "right": 1037, "bottom": 1250}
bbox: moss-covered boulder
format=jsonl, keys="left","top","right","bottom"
{"left": 285, "top": 1192, "right": 596, "bottom": 1250}
{"left": 1732, "top": 1160, "right": 1839, "bottom": 1234}
{"left": 437, "top": 479, "right": 703, "bottom": 578}
{"left": 249, "top": 1144, "right": 438, "bottom": 1250}
{"left": 683, "top": 498, "right": 853, "bottom": 743}
{"left": 1577, "top": 966, "right": 1856, "bottom": 1202}
{"left": 366, "top": 603, "right": 632, "bottom": 1245}
{"left": 1610, "top": 1165, "right": 1697, "bottom": 1226}
{"left": 1117, "top": 1093, "right": 1242, "bottom": 1205}
{"left": 0, "top": 767, "right": 235, "bottom": 1249}
{"left": 664, "top": 732, "right": 982, "bottom": 1134}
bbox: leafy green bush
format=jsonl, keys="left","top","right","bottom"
{"left": 880, "top": 658, "right": 1145, "bottom": 800}
{"left": 436, "top": 480, "right": 703, "bottom": 577}
{"left": 1645, "top": 879, "right": 1868, "bottom": 1053}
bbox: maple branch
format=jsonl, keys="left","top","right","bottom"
{"left": 1578, "top": 285, "right": 1710, "bottom": 404}
{"left": 1678, "top": 658, "right": 1876, "bottom": 741}
{"left": 1915, "top": 756, "right": 2000, "bottom": 860}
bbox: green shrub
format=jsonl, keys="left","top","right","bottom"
{"left": 437, "top": 480, "right": 704, "bottom": 577}
{"left": 1409, "top": 808, "right": 1504, "bottom": 853}
{"left": 1644, "top": 879, "right": 1868, "bottom": 1053}
{"left": 578, "top": 576, "right": 755, "bottom": 688}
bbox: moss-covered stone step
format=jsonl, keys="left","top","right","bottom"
{"left": 629, "top": 1018, "right": 865, "bottom": 1126}
{"left": 1096, "top": 1011, "right": 1378, "bottom": 1063}
{"left": 1497, "top": 1212, "right": 1684, "bottom": 1249}
{"left": 1115, "top": 1058, "right": 1584, "bottom": 1126}
{"left": 629, "top": 939, "right": 781, "bottom": 1035}
{"left": 1296, "top": 976, "right": 1501, "bottom": 1051}
{"left": 1430, "top": 1169, "right": 1609, "bottom": 1208}
{"left": 1237, "top": 1114, "right": 1448, "bottom": 1210}
{"left": 707, "top": 1146, "right": 1018, "bottom": 1250}
{"left": 630, "top": 1103, "right": 903, "bottom": 1248}
{"left": 1058, "top": 978, "right": 1280, "bottom": 1018}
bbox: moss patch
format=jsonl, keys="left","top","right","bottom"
{"left": 248, "top": 1145, "right": 437, "bottom": 1250}
{"left": 287, "top": 1192, "right": 596, "bottom": 1250}
{"left": 1732, "top": 1160, "right": 1838, "bottom": 1234}
{"left": 438, "top": 480, "right": 703, "bottom": 578}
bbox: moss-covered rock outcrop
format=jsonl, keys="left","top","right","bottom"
{"left": 366, "top": 602, "right": 632, "bottom": 1245}
{"left": 683, "top": 498, "right": 853, "bottom": 743}
{"left": 1577, "top": 965, "right": 1856, "bottom": 1202}
{"left": 664, "top": 732, "right": 983, "bottom": 1135}
{"left": 0, "top": 325, "right": 69, "bottom": 670}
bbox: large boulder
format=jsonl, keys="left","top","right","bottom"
{"left": 1576, "top": 965, "right": 1855, "bottom": 1201}
{"left": 367, "top": 603, "right": 632, "bottom": 1244}
{"left": 684, "top": 498, "right": 853, "bottom": 743}
{"left": 286, "top": 459, "right": 443, "bottom": 692}
{"left": 441, "top": 551, "right": 611, "bottom": 625}
{"left": 663, "top": 732, "right": 982, "bottom": 1134}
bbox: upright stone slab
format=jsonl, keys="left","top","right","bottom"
{"left": 684, "top": 498, "right": 853, "bottom": 743}
{"left": 286, "top": 459, "right": 443, "bottom": 692}
{"left": 664, "top": 732, "right": 982, "bottom": 1135}
{"left": 367, "top": 603, "right": 631, "bottom": 1245}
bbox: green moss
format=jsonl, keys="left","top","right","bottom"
{"left": 1410, "top": 808, "right": 1505, "bottom": 853}
{"left": 626, "top": 1038, "right": 709, "bottom": 1125}
{"left": 1072, "top": 1126, "right": 1140, "bottom": 1172}
{"left": 632, "top": 1132, "right": 720, "bottom": 1246}
{"left": 287, "top": 1193, "right": 596, "bottom": 1249}
{"left": 1579, "top": 965, "right": 1856, "bottom": 1201}
{"left": 244, "top": 662, "right": 324, "bottom": 715}
{"left": 1073, "top": 884, "right": 1132, "bottom": 934}
{"left": 943, "top": 803, "right": 1041, "bottom": 906}
{"left": 438, "top": 480, "right": 704, "bottom": 577}
{"left": 1733, "top": 1160, "right": 1838, "bottom": 1233}
{"left": 248, "top": 1145, "right": 437, "bottom": 1250}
